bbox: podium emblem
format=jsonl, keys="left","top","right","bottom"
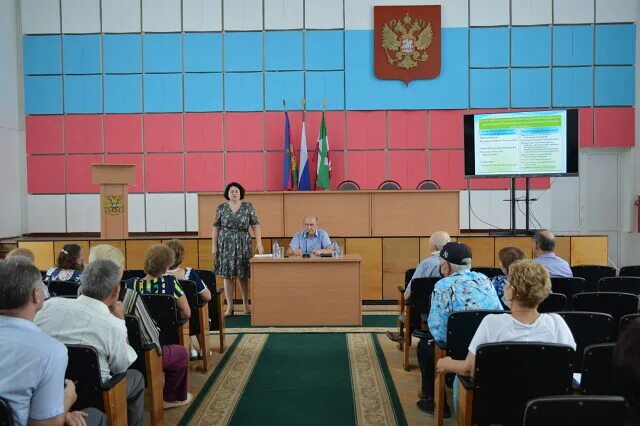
{"left": 104, "top": 194, "right": 124, "bottom": 215}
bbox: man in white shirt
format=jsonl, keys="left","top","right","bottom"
{"left": 36, "top": 259, "right": 145, "bottom": 426}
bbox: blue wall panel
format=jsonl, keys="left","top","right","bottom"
{"left": 265, "top": 71, "right": 304, "bottom": 110}
{"left": 511, "top": 27, "right": 551, "bottom": 67}
{"left": 265, "top": 31, "right": 303, "bottom": 71}
{"left": 63, "top": 75, "right": 103, "bottom": 113}
{"left": 553, "top": 25, "right": 593, "bottom": 66}
{"left": 103, "top": 34, "right": 142, "bottom": 74}
{"left": 511, "top": 68, "right": 551, "bottom": 107}
{"left": 224, "top": 32, "right": 263, "bottom": 72}
{"left": 306, "top": 71, "right": 344, "bottom": 110}
{"left": 104, "top": 74, "right": 142, "bottom": 113}
{"left": 23, "top": 35, "right": 61, "bottom": 75}
{"left": 306, "top": 30, "right": 344, "bottom": 70}
{"left": 184, "top": 33, "right": 222, "bottom": 72}
{"left": 144, "top": 33, "right": 182, "bottom": 73}
{"left": 595, "top": 24, "right": 636, "bottom": 65}
{"left": 470, "top": 27, "right": 509, "bottom": 68}
{"left": 470, "top": 69, "right": 509, "bottom": 108}
{"left": 143, "top": 73, "right": 183, "bottom": 112}
{"left": 552, "top": 67, "right": 593, "bottom": 107}
{"left": 24, "top": 75, "right": 62, "bottom": 114}
{"left": 595, "top": 66, "right": 635, "bottom": 106}
{"left": 224, "top": 72, "right": 263, "bottom": 111}
{"left": 63, "top": 35, "right": 101, "bottom": 74}
{"left": 184, "top": 73, "right": 223, "bottom": 112}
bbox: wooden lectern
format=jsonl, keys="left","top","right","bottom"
{"left": 92, "top": 164, "right": 136, "bottom": 239}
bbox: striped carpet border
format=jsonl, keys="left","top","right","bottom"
{"left": 223, "top": 326, "right": 395, "bottom": 334}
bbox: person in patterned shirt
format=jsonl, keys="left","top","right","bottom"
{"left": 45, "top": 244, "right": 84, "bottom": 283}
{"left": 491, "top": 246, "right": 527, "bottom": 308}
{"left": 416, "top": 242, "right": 503, "bottom": 416}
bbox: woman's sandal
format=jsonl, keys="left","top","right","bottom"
{"left": 224, "top": 310, "right": 234, "bottom": 318}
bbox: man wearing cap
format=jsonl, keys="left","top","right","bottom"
{"left": 416, "top": 242, "right": 503, "bottom": 416}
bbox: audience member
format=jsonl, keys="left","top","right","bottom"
{"left": 45, "top": 244, "right": 84, "bottom": 283}
{"left": 532, "top": 230, "right": 573, "bottom": 277}
{"left": 165, "top": 239, "right": 212, "bottom": 303}
{"left": 6, "top": 247, "right": 35, "bottom": 263}
{"left": 614, "top": 319, "right": 640, "bottom": 426}
{"left": 416, "top": 242, "right": 503, "bottom": 416}
{"left": 0, "top": 257, "right": 106, "bottom": 426}
{"left": 287, "top": 216, "right": 333, "bottom": 256}
{"left": 35, "top": 259, "right": 145, "bottom": 426}
{"left": 492, "top": 246, "right": 527, "bottom": 305}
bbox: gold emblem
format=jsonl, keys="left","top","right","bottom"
{"left": 104, "top": 194, "right": 124, "bottom": 215}
{"left": 381, "top": 13, "right": 433, "bottom": 70}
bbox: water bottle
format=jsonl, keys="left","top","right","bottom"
{"left": 273, "top": 240, "right": 280, "bottom": 258}
{"left": 332, "top": 241, "right": 338, "bottom": 258}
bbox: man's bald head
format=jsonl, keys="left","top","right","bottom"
{"left": 303, "top": 216, "right": 319, "bottom": 236}
{"left": 429, "top": 231, "right": 451, "bottom": 252}
{"left": 533, "top": 230, "right": 556, "bottom": 253}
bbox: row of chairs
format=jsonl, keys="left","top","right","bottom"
{"left": 336, "top": 179, "right": 440, "bottom": 191}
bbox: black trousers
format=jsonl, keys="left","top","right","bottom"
{"left": 417, "top": 337, "right": 435, "bottom": 397}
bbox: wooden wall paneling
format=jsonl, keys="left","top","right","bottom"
{"left": 493, "top": 237, "right": 533, "bottom": 266}
{"left": 19, "top": 241, "right": 54, "bottom": 271}
{"left": 382, "top": 238, "right": 419, "bottom": 300}
{"left": 554, "top": 236, "right": 571, "bottom": 264}
{"left": 198, "top": 239, "right": 212, "bottom": 270}
{"left": 346, "top": 237, "right": 382, "bottom": 300}
{"left": 457, "top": 237, "right": 495, "bottom": 267}
{"left": 53, "top": 241, "right": 90, "bottom": 267}
{"left": 419, "top": 237, "right": 431, "bottom": 261}
{"left": 570, "top": 236, "right": 608, "bottom": 266}
{"left": 125, "top": 240, "right": 162, "bottom": 270}
{"left": 89, "top": 240, "right": 127, "bottom": 266}
{"left": 161, "top": 239, "right": 199, "bottom": 269}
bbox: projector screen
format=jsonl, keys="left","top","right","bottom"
{"left": 464, "top": 109, "right": 579, "bottom": 178}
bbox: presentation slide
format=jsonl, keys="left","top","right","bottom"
{"left": 473, "top": 110, "right": 567, "bottom": 176}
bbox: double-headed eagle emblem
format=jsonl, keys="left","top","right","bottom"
{"left": 104, "top": 194, "right": 124, "bottom": 215}
{"left": 381, "top": 13, "right": 433, "bottom": 70}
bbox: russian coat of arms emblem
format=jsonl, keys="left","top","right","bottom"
{"left": 104, "top": 194, "right": 124, "bottom": 215}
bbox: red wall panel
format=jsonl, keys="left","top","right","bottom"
{"left": 26, "top": 115, "right": 63, "bottom": 154}
{"left": 429, "top": 150, "right": 466, "bottom": 190}
{"left": 346, "top": 150, "right": 386, "bottom": 189}
{"left": 388, "top": 150, "right": 427, "bottom": 189}
{"left": 429, "top": 110, "right": 466, "bottom": 149}
{"left": 145, "top": 153, "right": 184, "bottom": 192}
{"left": 225, "top": 152, "right": 265, "bottom": 190}
{"left": 306, "top": 111, "right": 345, "bottom": 150}
{"left": 225, "top": 112, "right": 263, "bottom": 152}
{"left": 143, "top": 114, "right": 183, "bottom": 153}
{"left": 185, "top": 153, "right": 223, "bottom": 191}
{"left": 104, "top": 114, "right": 142, "bottom": 153}
{"left": 265, "top": 111, "right": 302, "bottom": 151}
{"left": 388, "top": 111, "right": 427, "bottom": 149}
{"left": 105, "top": 153, "right": 144, "bottom": 193}
{"left": 184, "top": 112, "right": 223, "bottom": 152}
{"left": 64, "top": 115, "right": 103, "bottom": 154}
{"left": 595, "top": 107, "right": 635, "bottom": 148}
{"left": 579, "top": 108, "right": 594, "bottom": 147}
{"left": 66, "top": 154, "right": 103, "bottom": 193}
{"left": 27, "top": 155, "right": 65, "bottom": 193}
{"left": 346, "top": 111, "right": 386, "bottom": 150}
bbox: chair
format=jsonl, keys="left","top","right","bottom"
{"left": 121, "top": 269, "right": 146, "bottom": 280}
{"left": 0, "top": 398, "right": 12, "bottom": 426}
{"left": 571, "top": 292, "right": 639, "bottom": 334}
{"left": 337, "top": 180, "right": 360, "bottom": 190}
{"left": 417, "top": 179, "right": 440, "bottom": 190}
{"left": 140, "top": 294, "right": 189, "bottom": 348}
{"left": 619, "top": 313, "right": 640, "bottom": 335}
{"left": 47, "top": 280, "right": 79, "bottom": 297}
{"left": 377, "top": 180, "right": 401, "bottom": 190}
{"left": 550, "top": 277, "right": 586, "bottom": 308}
{"left": 537, "top": 293, "right": 567, "bottom": 313}
{"left": 576, "top": 343, "right": 621, "bottom": 395}
{"left": 457, "top": 343, "right": 574, "bottom": 426}
{"left": 598, "top": 276, "right": 640, "bottom": 295}
{"left": 557, "top": 312, "right": 615, "bottom": 372}
{"left": 179, "top": 279, "right": 211, "bottom": 371}
{"left": 65, "top": 344, "right": 128, "bottom": 426}
{"left": 619, "top": 265, "right": 640, "bottom": 277}
{"left": 523, "top": 395, "right": 628, "bottom": 426}
{"left": 196, "top": 269, "right": 226, "bottom": 353}
{"left": 470, "top": 267, "right": 502, "bottom": 279}
{"left": 124, "top": 315, "right": 163, "bottom": 426}
{"left": 571, "top": 265, "right": 617, "bottom": 292}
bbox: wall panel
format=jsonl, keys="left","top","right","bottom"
{"left": 382, "top": 238, "right": 419, "bottom": 300}
{"left": 346, "top": 238, "right": 382, "bottom": 300}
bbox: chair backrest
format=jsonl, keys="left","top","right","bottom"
{"left": 598, "top": 276, "right": 640, "bottom": 295}
{"left": 195, "top": 269, "right": 216, "bottom": 291}
{"left": 377, "top": 180, "right": 401, "bottom": 190}
{"left": 470, "top": 267, "right": 502, "bottom": 279}
{"left": 550, "top": 277, "right": 586, "bottom": 308}
{"left": 122, "top": 269, "right": 146, "bottom": 280}
{"left": 337, "top": 180, "right": 360, "bottom": 190}
{"left": 196, "top": 269, "right": 221, "bottom": 332}
{"left": 124, "top": 315, "right": 147, "bottom": 382}
{"left": 408, "top": 277, "right": 440, "bottom": 331}
{"left": 571, "top": 292, "right": 639, "bottom": 332}
{"left": 619, "top": 313, "right": 640, "bottom": 335}
{"left": 141, "top": 294, "right": 180, "bottom": 345}
{"left": 47, "top": 280, "right": 79, "bottom": 297}
{"left": 557, "top": 311, "right": 615, "bottom": 371}
{"left": 523, "top": 395, "right": 628, "bottom": 426}
{"left": 471, "top": 342, "right": 574, "bottom": 426}
{"left": 179, "top": 279, "right": 202, "bottom": 336}
{"left": 580, "top": 343, "right": 621, "bottom": 395}
{"left": 619, "top": 265, "right": 640, "bottom": 277}
{"left": 0, "top": 398, "right": 12, "bottom": 426}
{"left": 416, "top": 179, "right": 440, "bottom": 190}
{"left": 445, "top": 310, "right": 505, "bottom": 359}
{"left": 571, "top": 265, "right": 617, "bottom": 292}
{"left": 538, "top": 293, "right": 567, "bottom": 313}
{"left": 65, "top": 344, "right": 106, "bottom": 411}
{"left": 404, "top": 268, "right": 416, "bottom": 286}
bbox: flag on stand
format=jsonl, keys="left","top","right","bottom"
{"left": 298, "top": 120, "right": 311, "bottom": 190}
{"left": 316, "top": 110, "right": 331, "bottom": 189}
{"left": 282, "top": 110, "right": 297, "bottom": 190}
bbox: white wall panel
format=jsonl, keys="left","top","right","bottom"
{"left": 549, "top": 177, "right": 581, "bottom": 232}
{"left": 306, "top": 0, "right": 343, "bottom": 29}
{"left": 462, "top": 190, "right": 511, "bottom": 230}
{"left": 20, "top": 0, "right": 61, "bottom": 34}
{"left": 0, "top": 129, "right": 23, "bottom": 238}
{"left": 223, "top": 0, "right": 263, "bottom": 31}
{"left": 512, "top": 0, "right": 551, "bottom": 25}
{"left": 186, "top": 193, "right": 198, "bottom": 232}
{"left": 146, "top": 193, "right": 186, "bottom": 232}
{"left": 1, "top": 2, "right": 20, "bottom": 130}
{"left": 514, "top": 190, "right": 552, "bottom": 232}
{"left": 183, "top": 0, "right": 222, "bottom": 31}
{"left": 596, "top": 0, "right": 636, "bottom": 23}
{"left": 61, "top": 0, "right": 101, "bottom": 33}
{"left": 142, "top": 0, "right": 182, "bottom": 32}
{"left": 128, "top": 194, "right": 146, "bottom": 232}
{"left": 66, "top": 194, "right": 100, "bottom": 232}
{"left": 28, "top": 195, "right": 66, "bottom": 233}
{"left": 469, "top": 0, "right": 509, "bottom": 27}
{"left": 265, "top": 0, "right": 303, "bottom": 29}
{"left": 585, "top": 153, "right": 619, "bottom": 231}
{"left": 102, "top": 0, "right": 141, "bottom": 33}
{"left": 553, "top": 0, "right": 594, "bottom": 24}
{"left": 345, "top": 0, "right": 467, "bottom": 30}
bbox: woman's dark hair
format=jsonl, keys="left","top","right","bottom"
{"left": 224, "top": 182, "right": 245, "bottom": 200}
{"left": 165, "top": 239, "right": 185, "bottom": 270}
{"left": 57, "top": 244, "right": 83, "bottom": 271}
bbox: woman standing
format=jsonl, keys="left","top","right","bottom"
{"left": 212, "top": 182, "right": 263, "bottom": 316}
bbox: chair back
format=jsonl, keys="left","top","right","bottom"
{"left": 404, "top": 268, "right": 416, "bottom": 286}
{"left": 408, "top": 277, "right": 439, "bottom": 331}
{"left": 195, "top": 269, "right": 216, "bottom": 291}
{"left": 470, "top": 267, "right": 502, "bottom": 279}
{"left": 538, "top": 293, "right": 567, "bottom": 313}
{"left": 65, "top": 344, "right": 106, "bottom": 411}
{"left": 337, "top": 180, "right": 360, "bottom": 190}
{"left": 377, "top": 180, "right": 401, "bottom": 190}
{"left": 619, "top": 313, "right": 640, "bottom": 335}
{"left": 470, "top": 342, "right": 574, "bottom": 426}
{"left": 47, "top": 280, "right": 79, "bottom": 297}
{"left": 550, "top": 277, "right": 586, "bottom": 308}
{"left": 571, "top": 265, "right": 617, "bottom": 292}
{"left": 416, "top": 179, "right": 440, "bottom": 190}
{"left": 141, "top": 294, "right": 180, "bottom": 345}
{"left": 557, "top": 311, "right": 615, "bottom": 371}
{"left": 523, "top": 395, "right": 628, "bottom": 426}
{"left": 179, "top": 279, "right": 202, "bottom": 336}
{"left": 196, "top": 270, "right": 222, "bottom": 332}
{"left": 445, "top": 310, "right": 505, "bottom": 359}
{"left": 598, "top": 276, "right": 640, "bottom": 295}
{"left": 0, "top": 398, "right": 12, "bottom": 426}
{"left": 580, "top": 343, "right": 621, "bottom": 395}
{"left": 571, "top": 292, "right": 639, "bottom": 333}
{"left": 122, "top": 269, "right": 146, "bottom": 280}
{"left": 124, "top": 315, "right": 147, "bottom": 383}
{"left": 619, "top": 265, "right": 640, "bottom": 277}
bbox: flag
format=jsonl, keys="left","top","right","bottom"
{"left": 298, "top": 121, "right": 311, "bottom": 190}
{"left": 316, "top": 110, "right": 331, "bottom": 189}
{"left": 282, "top": 110, "right": 297, "bottom": 190}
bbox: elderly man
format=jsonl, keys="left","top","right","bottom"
{"left": 0, "top": 257, "right": 106, "bottom": 426}
{"left": 287, "top": 216, "right": 333, "bottom": 256}
{"left": 35, "top": 259, "right": 145, "bottom": 426}
{"left": 416, "top": 242, "right": 503, "bottom": 416}
{"left": 532, "top": 230, "right": 573, "bottom": 277}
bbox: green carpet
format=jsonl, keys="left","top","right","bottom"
{"left": 224, "top": 313, "right": 397, "bottom": 329}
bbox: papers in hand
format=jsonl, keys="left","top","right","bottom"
{"left": 254, "top": 254, "right": 273, "bottom": 258}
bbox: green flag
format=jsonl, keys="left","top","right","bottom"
{"left": 316, "top": 111, "right": 331, "bottom": 189}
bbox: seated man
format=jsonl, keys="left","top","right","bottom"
{"left": 0, "top": 257, "right": 106, "bottom": 426}
{"left": 532, "top": 230, "right": 573, "bottom": 277}
{"left": 287, "top": 216, "right": 333, "bottom": 256}
{"left": 416, "top": 242, "right": 503, "bottom": 416}
{"left": 35, "top": 259, "right": 145, "bottom": 426}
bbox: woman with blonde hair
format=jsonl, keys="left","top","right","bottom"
{"left": 164, "top": 239, "right": 211, "bottom": 303}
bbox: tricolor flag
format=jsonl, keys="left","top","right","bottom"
{"left": 316, "top": 111, "right": 331, "bottom": 189}
{"left": 298, "top": 121, "right": 311, "bottom": 190}
{"left": 282, "top": 110, "right": 297, "bottom": 190}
